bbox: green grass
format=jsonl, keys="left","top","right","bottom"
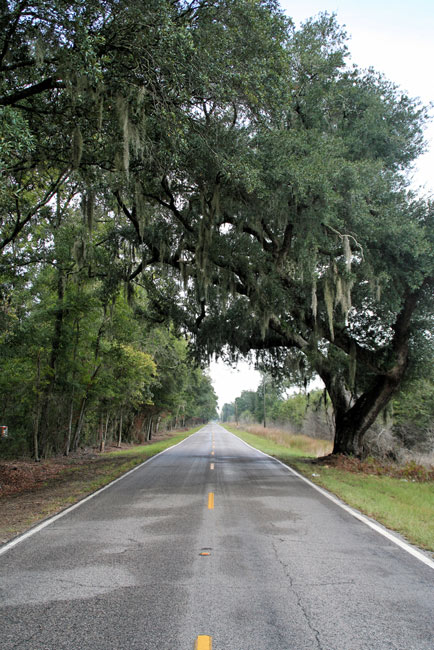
{"left": 292, "top": 463, "right": 434, "bottom": 552}
{"left": 224, "top": 425, "right": 434, "bottom": 553}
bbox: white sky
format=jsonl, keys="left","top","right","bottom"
{"left": 210, "top": 0, "right": 434, "bottom": 411}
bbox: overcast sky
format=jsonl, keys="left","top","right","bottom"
{"left": 210, "top": 0, "right": 434, "bottom": 411}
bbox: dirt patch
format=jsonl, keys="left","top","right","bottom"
{"left": 0, "top": 433, "right": 179, "bottom": 545}
{"left": 0, "top": 457, "right": 85, "bottom": 497}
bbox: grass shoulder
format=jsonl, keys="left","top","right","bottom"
{"left": 224, "top": 424, "right": 434, "bottom": 554}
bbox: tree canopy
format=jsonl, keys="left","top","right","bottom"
{"left": 1, "top": 0, "right": 433, "bottom": 458}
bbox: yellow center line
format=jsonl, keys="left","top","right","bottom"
{"left": 195, "top": 636, "right": 212, "bottom": 650}
{"left": 211, "top": 450, "right": 214, "bottom": 456}
{"left": 210, "top": 462, "right": 214, "bottom": 470}
{"left": 208, "top": 492, "right": 214, "bottom": 509}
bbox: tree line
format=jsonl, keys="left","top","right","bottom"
{"left": 1, "top": 0, "right": 433, "bottom": 459}
{"left": 222, "top": 383, "right": 332, "bottom": 440}
{"left": 221, "top": 375, "right": 434, "bottom": 457}
{"left": 0, "top": 195, "right": 217, "bottom": 458}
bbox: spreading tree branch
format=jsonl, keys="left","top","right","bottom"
{"left": 0, "top": 77, "right": 65, "bottom": 107}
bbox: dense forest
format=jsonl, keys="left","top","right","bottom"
{"left": 0, "top": 217, "right": 218, "bottom": 457}
{"left": 1, "top": 0, "right": 433, "bottom": 459}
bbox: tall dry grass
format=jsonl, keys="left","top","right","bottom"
{"left": 230, "top": 423, "right": 332, "bottom": 457}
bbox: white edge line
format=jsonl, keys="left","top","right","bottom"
{"left": 0, "top": 430, "right": 202, "bottom": 558}
{"left": 226, "top": 428, "right": 434, "bottom": 571}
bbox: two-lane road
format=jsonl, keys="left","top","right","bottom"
{"left": 1, "top": 424, "right": 433, "bottom": 649}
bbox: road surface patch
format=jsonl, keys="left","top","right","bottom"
{"left": 227, "top": 430, "right": 434, "bottom": 571}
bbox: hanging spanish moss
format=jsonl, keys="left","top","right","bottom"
{"left": 179, "top": 260, "right": 190, "bottom": 289}
{"left": 84, "top": 189, "right": 95, "bottom": 232}
{"left": 376, "top": 281, "right": 381, "bottom": 302}
{"left": 72, "top": 237, "right": 86, "bottom": 267}
{"left": 71, "top": 126, "right": 83, "bottom": 169}
{"left": 130, "top": 121, "right": 142, "bottom": 158}
{"left": 159, "top": 238, "right": 167, "bottom": 263}
{"left": 311, "top": 275, "right": 318, "bottom": 320}
{"left": 116, "top": 95, "right": 130, "bottom": 173}
{"left": 335, "top": 274, "right": 343, "bottom": 305}
{"left": 336, "top": 275, "right": 352, "bottom": 324}
{"left": 137, "top": 86, "right": 146, "bottom": 106}
{"left": 367, "top": 271, "right": 381, "bottom": 302}
{"left": 196, "top": 188, "right": 217, "bottom": 298}
{"left": 114, "top": 150, "right": 124, "bottom": 173}
{"left": 324, "top": 276, "right": 334, "bottom": 340}
{"left": 35, "top": 37, "right": 44, "bottom": 67}
{"left": 343, "top": 234, "right": 352, "bottom": 271}
{"left": 260, "top": 310, "right": 271, "bottom": 339}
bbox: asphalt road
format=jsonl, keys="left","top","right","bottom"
{"left": 0, "top": 423, "right": 433, "bottom": 650}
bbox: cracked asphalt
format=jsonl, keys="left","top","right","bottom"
{"left": 0, "top": 423, "right": 433, "bottom": 649}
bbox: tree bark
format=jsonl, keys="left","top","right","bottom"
{"left": 98, "top": 414, "right": 105, "bottom": 452}
{"left": 64, "top": 389, "right": 75, "bottom": 457}
{"left": 117, "top": 409, "right": 123, "bottom": 447}
{"left": 146, "top": 416, "right": 153, "bottom": 441}
{"left": 332, "top": 374, "right": 400, "bottom": 455}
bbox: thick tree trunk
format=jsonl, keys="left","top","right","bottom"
{"left": 332, "top": 374, "right": 401, "bottom": 456}
{"left": 320, "top": 286, "right": 420, "bottom": 456}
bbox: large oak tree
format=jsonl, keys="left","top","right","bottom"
{"left": 114, "top": 11, "right": 433, "bottom": 456}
